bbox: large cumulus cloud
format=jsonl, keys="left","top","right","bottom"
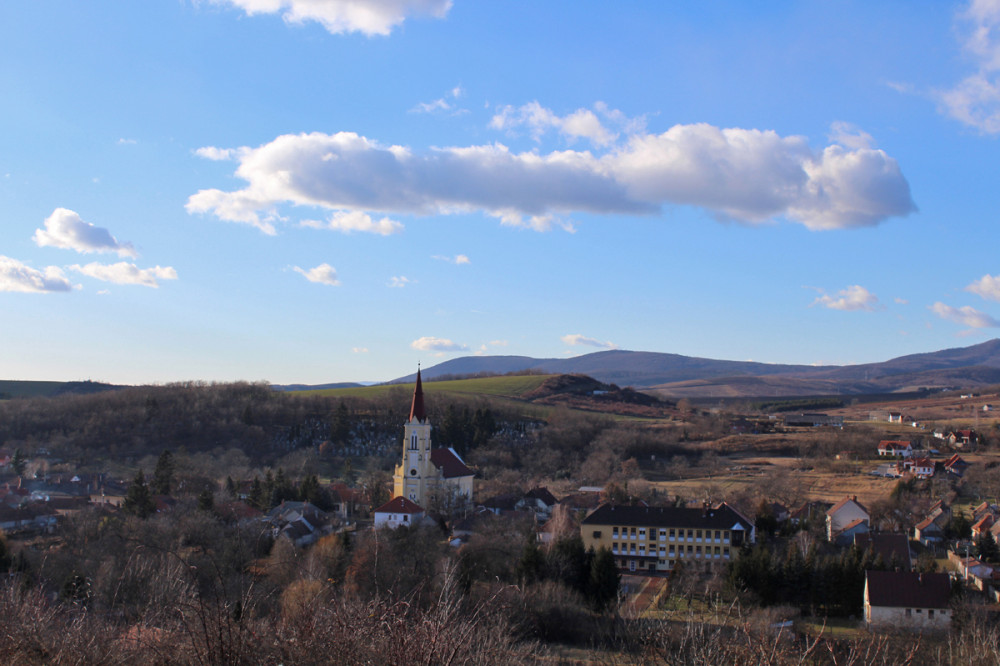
{"left": 188, "top": 123, "right": 915, "bottom": 234}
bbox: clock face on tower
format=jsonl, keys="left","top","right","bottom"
{"left": 410, "top": 468, "right": 417, "bottom": 476}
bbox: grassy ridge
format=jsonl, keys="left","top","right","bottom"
{"left": 0, "top": 380, "right": 70, "bottom": 399}
{"left": 298, "top": 374, "right": 554, "bottom": 400}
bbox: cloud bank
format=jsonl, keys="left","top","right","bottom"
{"left": 0, "top": 256, "right": 75, "bottom": 293}
{"left": 33, "top": 208, "right": 138, "bottom": 258}
{"left": 189, "top": 121, "right": 915, "bottom": 234}
{"left": 212, "top": 0, "right": 452, "bottom": 36}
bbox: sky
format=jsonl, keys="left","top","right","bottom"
{"left": 2, "top": 1, "right": 1000, "bottom": 385}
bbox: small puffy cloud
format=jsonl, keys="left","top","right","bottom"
{"left": 935, "top": 1, "right": 1000, "bottom": 133}
{"left": 211, "top": 0, "right": 452, "bottom": 37}
{"left": 411, "top": 336, "right": 468, "bottom": 352}
{"left": 432, "top": 254, "right": 470, "bottom": 265}
{"left": 388, "top": 276, "right": 411, "bottom": 288}
{"left": 966, "top": 273, "right": 1000, "bottom": 301}
{"left": 301, "top": 210, "right": 403, "bottom": 235}
{"left": 894, "top": 297, "right": 909, "bottom": 305}
{"left": 195, "top": 146, "right": 245, "bottom": 161}
{"left": 561, "top": 334, "right": 618, "bottom": 349}
{"left": 294, "top": 263, "right": 340, "bottom": 286}
{"left": 117, "top": 138, "right": 137, "bottom": 145}
{"left": 33, "top": 208, "right": 138, "bottom": 258}
{"left": 0, "top": 255, "right": 75, "bottom": 293}
{"left": 812, "top": 285, "right": 882, "bottom": 311}
{"left": 475, "top": 339, "right": 509, "bottom": 355}
{"left": 352, "top": 347, "right": 369, "bottom": 353}
{"left": 188, "top": 121, "right": 914, "bottom": 234}
{"left": 929, "top": 301, "right": 1000, "bottom": 328}
{"left": 69, "top": 262, "right": 177, "bottom": 288}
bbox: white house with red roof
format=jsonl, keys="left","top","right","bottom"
{"left": 391, "top": 368, "right": 475, "bottom": 512}
{"left": 826, "top": 496, "right": 870, "bottom": 542}
{"left": 374, "top": 496, "right": 426, "bottom": 529}
{"left": 877, "top": 440, "right": 913, "bottom": 458}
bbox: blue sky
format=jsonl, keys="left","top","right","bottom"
{"left": 2, "top": 1, "right": 1000, "bottom": 385}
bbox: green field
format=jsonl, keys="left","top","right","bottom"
{"left": 298, "top": 374, "right": 554, "bottom": 400}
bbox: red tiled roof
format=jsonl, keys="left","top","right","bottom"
{"left": 866, "top": 571, "right": 950, "bottom": 609}
{"left": 430, "top": 447, "right": 473, "bottom": 479}
{"left": 375, "top": 496, "right": 424, "bottom": 514}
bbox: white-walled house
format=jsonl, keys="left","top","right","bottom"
{"left": 826, "top": 496, "right": 869, "bottom": 542}
{"left": 374, "top": 496, "right": 425, "bottom": 529}
{"left": 864, "top": 571, "right": 951, "bottom": 631}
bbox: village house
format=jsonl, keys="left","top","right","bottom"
{"left": 826, "top": 496, "right": 870, "bottom": 543}
{"left": 373, "top": 496, "right": 426, "bottom": 529}
{"left": 854, "top": 533, "right": 913, "bottom": 570}
{"left": 914, "top": 501, "right": 951, "bottom": 546}
{"left": 864, "top": 571, "right": 951, "bottom": 630}
{"left": 877, "top": 440, "right": 913, "bottom": 458}
{"left": 580, "top": 502, "right": 754, "bottom": 574}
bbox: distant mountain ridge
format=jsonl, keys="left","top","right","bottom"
{"left": 394, "top": 339, "right": 1000, "bottom": 397}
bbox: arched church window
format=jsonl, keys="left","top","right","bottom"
{"left": 410, "top": 434, "right": 418, "bottom": 450}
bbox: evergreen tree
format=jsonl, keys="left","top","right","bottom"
{"left": 975, "top": 530, "right": 1000, "bottom": 562}
{"left": 151, "top": 449, "right": 174, "bottom": 495}
{"left": 515, "top": 535, "right": 545, "bottom": 585}
{"left": 225, "top": 475, "right": 236, "bottom": 497}
{"left": 248, "top": 477, "right": 265, "bottom": 510}
{"left": 11, "top": 448, "right": 27, "bottom": 477}
{"left": 331, "top": 401, "right": 351, "bottom": 444}
{"left": 588, "top": 546, "right": 620, "bottom": 611}
{"left": 197, "top": 488, "right": 214, "bottom": 512}
{"left": 123, "top": 469, "right": 155, "bottom": 519}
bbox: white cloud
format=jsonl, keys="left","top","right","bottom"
{"left": 195, "top": 146, "right": 245, "bottom": 161}
{"left": 894, "top": 297, "right": 909, "bottom": 305}
{"left": 966, "top": 273, "right": 1000, "bottom": 301}
{"left": 188, "top": 122, "right": 914, "bottom": 234}
{"left": 301, "top": 210, "right": 403, "bottom": 235}
{"left": 211, "top": 0, "right": 452, "bottom": 36}
{"left": 352, "top": 347, "right": 369, "bottom": 353}
{"left": 490, "top": 101, "right": 621, "bottom": 146}
{"left": 827, "top": 121, "right": 874, "bottom": 150}
{"left": 294, "top": 263, "right": 341, "bottom": 286}
{"left": 561, "top": 334, "right": 618, "bottom": 349}
{"left": 0, "top": 255, "right": 75, "bottom": 293}
{"left": 69, "top": 262, "right": 177, "bottom": 288}
{"left": 475, "top": 339, "right": 508, "bottom": 355}
{"left": 412, "top": 86, "right": 464, "bottom": 114}
{"left": 410, "top": 336, "right": 468, "bottom": 352}
{"left": 935, "top": 1, "right": 1000, "bottom": 133}
{"left": 388, "top": 275, "right": 411, "bottom": 287}
{"left": 929, "top": 301, "right": 1000, "bottom": 328}
{"left": 812, "top": 285, "right": 882, "bottom": 311}
{"left": 33, "top": 208, "right": 138, "bottom": 257}
{"left": 432, "top": 254, "right": 470, "bottom": 265}
{"left": 117, "top": 138, "right": 137, "bottom": 145}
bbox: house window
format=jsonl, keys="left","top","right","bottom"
{"left": 612, "top": 527, "right": 619, "bottom": 537}
{"left": 695, "top": 546, "right": 702, "bottom": 555}
{"left": 612, "top": 544, "right": 619, "bottom": 554}
{"left": 668, "top": 546, "right": 675, "bottom": 556}
{"left": 403, "top": 515, "right": 408, "bottom": 522}
{"left": 686, "top": 545, "right": 692, "bottom": 554}
{"left": 649, "top": 528, "right": 656, "bottom": 540}
{"left": 592, "top": 530, "right": 602, "bottom": 539}
{"left": 630, "top": 527, "right": 636, "bottom": 538}
{"left": 669, "top": 529, "right": 676, "bottom": 539}
{"left": 696, "top": 530, "right": 702, "bottom": 540}
{"left": 638, "top": 528, "right": 646, "bottom": 539}
{"left": 659, "top": 529, "right": 667, "bottom": 540}
{"left": 714, "top": 530, "right": 721, "bottom": 540}
{"left": 929, "top": 610, "right": 934, "bottom": 618}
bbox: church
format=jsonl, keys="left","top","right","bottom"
{"left": 390, "top": 369, "right": 474, "bottom": 513}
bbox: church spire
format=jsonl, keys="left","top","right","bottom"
{"left": 409, "top": 367, "right": 426, "bottom": 422}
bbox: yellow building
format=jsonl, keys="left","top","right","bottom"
{"left": 581, "top": 503, "right": 754, "bottom": 574}
{"left": 391, "top": 369, "right": 474, "bottom": 512}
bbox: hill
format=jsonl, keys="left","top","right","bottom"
{"left": 392, "top": 339, "right": 1000, "bottom": 398}
{"left": 0, "top": 379, "right": 122, "bottom": 399}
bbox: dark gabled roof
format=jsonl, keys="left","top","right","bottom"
{"left": 524, "top": 487, "right": 558, "bottom": 506}
{"left": 480, "top": 493, "right": 519, "bottom": 511}
{"left": 430, "top": 447, "right": 473, "bottom": 479}
{"left": 581, "top": 503, "right": 752, "bottom": 531}
{"left": 855, "top": 533, "right": 912, "bottom": 568}
{"left": 375, "top": 496, "right": 425, "bottom": 514}
{"left": 866, "top": 571, "right": 950, "bottom": 609}
{"left": 827, "top": 497, "right": 868, "bottom": 518}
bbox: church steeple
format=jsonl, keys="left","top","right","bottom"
{"left": 409, "top": 367, "right": 426, "bottom": 422}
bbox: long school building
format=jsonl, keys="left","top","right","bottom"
{"left": 581, "top": 503, "right": 755, "bottom": 574}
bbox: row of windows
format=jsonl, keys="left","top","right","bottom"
{"left": 611, "top": 542, "right": 730, "bottom": 558}
{"left": 606, "top": 526, "right": 728, "bottom": 542}
{"left": 903, "top": 608, "right": 946, "bottom": 618}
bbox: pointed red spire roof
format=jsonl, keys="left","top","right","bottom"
{"left": 409, "top": 368, "right": 426, "bottom": 422}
